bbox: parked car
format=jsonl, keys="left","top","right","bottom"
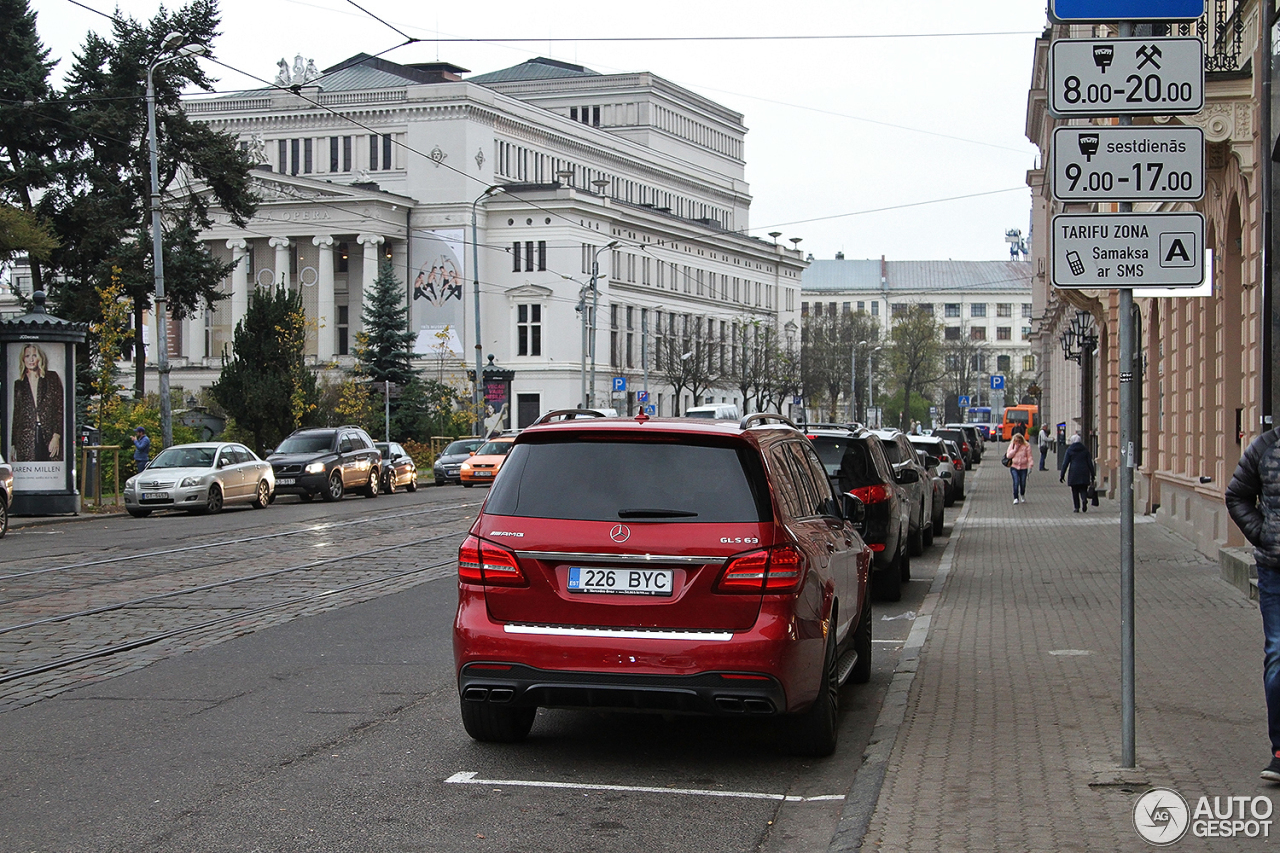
{"left": 935, "top": 427, "right": 976, "bottom": 470}
{"left": 916, "top": 449, "right": 946, "bottom": 539}
{"left": 454, "top": 411, "right": 872, "bottom": 756}
{"left": 908, "top": 435, "right": 965, "bottom": 506}
{"left": 375, "top": 442, "right": 418, "bottom": 493}
{"left": 433, "top": 438, "right": 484, "bottom": 486}
{"left": 0, "top": 451, "right": 12, "bottom": 538}
{"left": 941, "top": 439, "right": 968, "bottom": 500}
{"left": 870, "top": 428, "right": 933, "bottom": 556}
{"left": 807, "top": 425, "right": 911, "bottom": 602}
{"left": 459, "top": 436, "right": 516, "bottom": 487}
{"left": 945, "top": 424, "right": 985, "bottom": 463}
{"left": 268, "top": 426, "right": 381, "bottom": 501}
{"left": 124, "top": 442, "right": 274, "bottom": 517}
{"left": 684, "top": 403, "right": 740, "bottom": 420}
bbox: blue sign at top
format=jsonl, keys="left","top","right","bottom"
{"left": 1050, "top": 0, "right": 1203, "bottom": 21}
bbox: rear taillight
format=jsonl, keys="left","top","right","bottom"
{"left": 849, "top": 484, "right": 891, "bottom": 504}
{"left": 458, "top": 535, "right": 528, "bottom": 587}
{"left": 717, "top": 545, "right": 805, "bottom": 594}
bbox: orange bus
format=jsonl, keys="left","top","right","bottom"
{"left": 1000, "top": 405, "right": 1038, "bottom": 441}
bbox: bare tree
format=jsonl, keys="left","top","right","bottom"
{"left": 801, "top": 309, "right": 880, "bottom": 421}
{"left": 886, "top": 305, "right": 943, "bottom": 431}
{"left": 940, "top": 326, "right": 992, "bottom": 406}
{"left": 651, "top": 315, "right": 720, "bottom": 415}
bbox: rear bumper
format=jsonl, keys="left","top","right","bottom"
{"left": 459, "top": 662, "right": 786, "bottom": 716}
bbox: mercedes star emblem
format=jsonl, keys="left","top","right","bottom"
{"left": 609, "top": 524, "right": 631, "bottom": 543}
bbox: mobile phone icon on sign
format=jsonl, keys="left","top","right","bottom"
{"left": 1066, "top": 250, "right": 1085, "bottom": 276}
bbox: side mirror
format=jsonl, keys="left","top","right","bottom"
{"left": 898, "top": 468, "right": 919, "bottom": 484}
{"left": 840, "top": 493, "right": 866, "bottom": 529}
{"left": 340, "top": 441, "right": 353, "bottom": 453}
{"left": 469, "top": 451, "right": 476, "bottom": 456}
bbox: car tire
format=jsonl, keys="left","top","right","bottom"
{"left": 900, "top": 547, "right": 911, "bottom": 583}
{"left": 874, "top": 543, "right": 903, "bottom": 602}
{"left": 127, "top": 508, "right": 152, "bottom": 518}
{"left": 406, "top": 477, "right": 418, "bottom": 493}
{"left": 251, "top": 480, "right": 271, "bottom": 509}
{"left": 933, "top": 506, "right": 945, "bottom": 535}
{"left": 909, "top": 507, "right": 925, "bottom": 556}
{"left": 195, "top": 484, "right": 223, "bottom": 515}
{"left": 434, "top": 478, "right": 446, "bottom": 487}
{"left": 944, "top": 486, "right": 955, "bottom": 508}
{"left": 922, "top": 512, "right": 935, "bottom": 547}
{"left": 786, "top": 623, "right": 839, "bottom": 757}
{"left": 383, "top": 473, "right": 396, "bottom": 495}
{"left": 851, "top": 593, "right": 873, "bottom": 685}
{"left": 0, "top": 498, "right": 7, "bottom": 539}
{"left": 462, "top": 482, "right": 474, "bottom": 488}
{"left": 298, "top": 492, "right": 314, "bottom": 502}
{"left": 322, "top": 471, "right": 343, "bottom": 502}
{"left": 459, "top": 700, "right": 537, "bottom": 743}
{"left": 364, "top": 469, "right": 379, "bottom": 498}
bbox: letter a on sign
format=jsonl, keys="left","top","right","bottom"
{"left": 1160, "top": 233, "right": 1196, "bottom": 268}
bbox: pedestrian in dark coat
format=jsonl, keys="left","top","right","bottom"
{"left": 1059, "top": 434, "right": 1095, "bottom": 513}
{"left": 1226, "top": 427, "right": 1280, "bottom": 781}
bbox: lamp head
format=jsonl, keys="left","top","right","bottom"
{"left": 178, "top": 43, "right": 209, "bottom": 58}
{"left": 161, "top": 31, "right": 185, "bottom": 51}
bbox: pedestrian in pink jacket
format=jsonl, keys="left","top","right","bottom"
{"left": 1006, "top": 432, "right": 1033, "bottom": 504}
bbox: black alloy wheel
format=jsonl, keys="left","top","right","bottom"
{"left": 786, "top": 622, "right": 840, "bottom": 757}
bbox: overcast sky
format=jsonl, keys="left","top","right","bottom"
{"left": 28, "top": 0, "right": 1048, "bottom": 262}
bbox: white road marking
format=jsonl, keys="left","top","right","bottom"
{"left": 444, "top": 772, "right": 844, "bottom": 803}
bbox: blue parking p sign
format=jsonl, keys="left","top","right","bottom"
{"left": 990, "top": 375, "right": 1005, "bottom": 391}
{"left": 612, "top": 376, "right": 627, "bottom": 392}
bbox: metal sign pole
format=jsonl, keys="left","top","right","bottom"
{"left": 1117, "top": 18, "right": 1137, "bottom": 772}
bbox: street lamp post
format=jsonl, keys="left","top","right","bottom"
{"left": 470, "top": 184, "right": 501, "bottom": 435}
{"left": 852, "top": 339, "right": 868, "bottom": 423}
{"left": 868, "top": 345, "right": 882, "bottom": 427}
{"left": 586, "top": 240, "right": 618, "bottom": 408}
{"left": 147, "top": 33, "right": 208, "bottom": 449}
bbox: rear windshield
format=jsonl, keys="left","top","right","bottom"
{"left": 274, "top": 434, "right": 333, "bottom": 454}
{"left": 809, "top": 436, "right": 881, "bottom": 490}
{"left": 485, "top": 438, "right": 769, "bottom": 522}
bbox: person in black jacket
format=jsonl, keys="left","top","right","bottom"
{"left": 1059, "top": 434, "right": 1095, "bottom": 513}
{"left": 1226, "top": 427, "right": 1280, "bottom": 782}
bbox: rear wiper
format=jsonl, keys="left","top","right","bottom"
{"left": 617, "top": 508, "right": 699, "bottom": 518}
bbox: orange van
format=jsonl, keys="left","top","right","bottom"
{"left": 1000, "top": 405, "right": 1038, "bottom": 441}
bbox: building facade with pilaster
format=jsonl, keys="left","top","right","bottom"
{"left": 132, "top": 53, "right": 802, "bottom": 427}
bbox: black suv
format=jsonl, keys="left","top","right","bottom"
{"left": 268, "top": 426, "right": 382, "bottom": 501}
{"left": 806, "top": 426, "right": 912, "bottom": 602}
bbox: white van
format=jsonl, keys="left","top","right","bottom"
{"left": 684, "top": 404, "right": 740, "bottom": 420}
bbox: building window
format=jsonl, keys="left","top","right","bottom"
{"left": 945, "top": 303, "right": 960, "bottom": 318}
{"left": 919, "top": 303, "right": 934, "bottom": 315}
{"left": 517, "top": 304, "right": 541, "bottom": 356}
{"left": 996, "top": 326, "right": 1012, "bottom": 341}
{"left": 337, "top": 305, "right": 349, "bottom": 355}
{"left": 369, "top": 134, "right": 379, "bottom": 171}
{"left": 343, "top": 136, "right": 352, "bottom": 171}
{"left": 330, "top": 137, "right": 339, "bottom": 172}
{"left": 277, "top": 139, "right": 287, "bottom": 172}
{"left": 891, "top": 303, "right": 908, "bottom": 317}
{"left": 997, "top": 355, "right": 1011, "bottom": 372}
{"left": 970, "top": 354, "right": 986, "bottom": 371}
{"left": 337, "top": 242, "right": 349, "bottom": 274}
{"left": 382, "top": 134, "right": 392, "bottom": 169}
{"left": 1022, "top": 303, "right": 1033, "bottom": 318}
{"left": 537, "top": 241, "right": 546, "bottom": 271}
{"left": 1023, "top": 354, "right": 1036, "bottom": 372}
{"left": 512, "top": 242, "right": 521, "bottom": 272}
{"left": 303, "top": 138, "right": 313, "bottom": 173}
{"left": 871, "top": 301, "right": 879, "bottom": 317}
{"left": 970, "top": 326, "right": 986, "bottom": 341}
{"left": 945, "top": 326, "right": 961, "bottom": 340}
{"left": 842, "top": 302, "right": 851, "bottom": 314}
{"left": 801, "top": 301, "right": 809, "bottom": 316}
{"left": 857, "top": 301, "right": 865, "bottom": 312}
{"left": 1022, "top": 326, "right": 1032, "bottom": 341}
{"left": 971, "top": 303, "right": 987, "bottom": 318}
{"left": 997, "top": 303, "right": 1012, "bottom": 318}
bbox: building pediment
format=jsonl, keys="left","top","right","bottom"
{"left": 504, "top": 283, "right": 554, "bottom": 300}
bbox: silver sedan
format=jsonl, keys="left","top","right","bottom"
{"left": 124, "top": 442, "right": 275, "bottom": 518}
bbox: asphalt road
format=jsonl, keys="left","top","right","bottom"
{"left": 0, "top": 481, "right": 952, "bottom": 852}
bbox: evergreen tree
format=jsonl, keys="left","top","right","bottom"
{"left": 0, "top": 0, "right": 66, "bottom": 288}
{"left": 211, "top": 287, "right": 319, "bottom": 454}
{"left": 356, "top": 259, "right": 417, "bottom": 387}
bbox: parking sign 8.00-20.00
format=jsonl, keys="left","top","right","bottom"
{"left": 1048, "top": 37, "right": 1203, "bottom": 117}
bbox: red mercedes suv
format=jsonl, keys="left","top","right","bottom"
{"left": 453, "top": 411, "right": 872, "bottom": 756}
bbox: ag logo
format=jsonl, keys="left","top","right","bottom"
{"left": 1133, "top": 787, "right": 1189, "bottom": 845}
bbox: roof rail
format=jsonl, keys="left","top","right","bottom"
{"left": 739, "top": 412, "right": 799, "bottom": 431}
{"left": 530, "top": 408, "right": 609, "bottom": 426}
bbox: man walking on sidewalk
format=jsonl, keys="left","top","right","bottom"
{"left": 1038, "top": 424, "right": 1051, "bottom": 470}
{"left": 1225, "top": 427, "right": 1280, "bottom": 781}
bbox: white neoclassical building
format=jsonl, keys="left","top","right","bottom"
{"left": 121, "top": 53, "right": 805, "bottom": 427}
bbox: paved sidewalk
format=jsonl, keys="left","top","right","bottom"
{"left": 860, "top": 459, "right": 1270, "bottom": 852}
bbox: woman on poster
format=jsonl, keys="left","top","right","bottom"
{"left": 11, "top": 343, "right": 64, "bottom": 462}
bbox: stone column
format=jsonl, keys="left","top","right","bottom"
{"left": 270, "top": 236, "right": 291, "bottom": 291}
{"left": 357, "top": 233, "right": 384, "bottom": 338}
{"left": 313, "top": 235, "right": 336, "bottom": 362}
{"left": 227, "top": 238, "right": 249, "bottom": 326}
